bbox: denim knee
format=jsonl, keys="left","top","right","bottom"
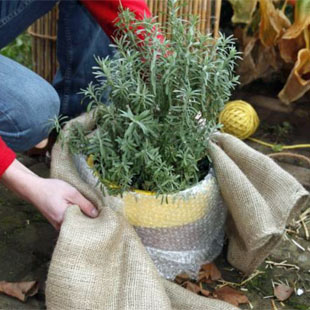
{"left": 0, "top": 55, "right": 60, "bottom": 152}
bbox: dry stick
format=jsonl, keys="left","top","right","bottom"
{"left": 214, "top": 0, "right": 222, "bottom": 38}
{"left": 162, "top": 0, "right": 168, "bottom": 33}
{"left": 188, "top": 0, "right": 192, "bottom": 20}
{"left": 193, "top": 0, "right": 199, "bottom": 19}
{"left": 155, "top": 0, "right": 160, "bottom": 20}
{"left": 268, "top": 152, "right": 310, "bottom": 168}
{"left": 265, "top": 260, "right": 300, "bottom": 270}
{"left": 146, "top": 0, "right": 150, "bottom": 13}
{"left": 157, "top": 0, "right": 161, "bottom": 26}
{"left": 152, "top": 0, "right": 157, "bottom": 15}
{"left": 185, "top": 0, "right": 189, "bottom": 19}
{"left": 159, "top": 0, "right": 164, "bottom": 28}
{"left": 206, "top": 0, "right": 211, "bottom": 34}
{"left": 198, "top": 0, "right": 202, "bottom": 33}
{"left": 180, "top": 0, "right": 185, "bottom": 20}
{"left": 146, "top": 0, "right": 150, "bottom": 12}
{"left": 200, "top": 0, "right": 207, "bottom": 34}
{"left": 217, "top": 270, "right": 264, "bottom": 288}
{"left": 301, "top": 219, "right": 309, "bottom": 240}
{"left": 271, "top": 299, "right": 278, "bottom": 310}
{"left": 194, "top": 0, "right": 198, "bottom": 33}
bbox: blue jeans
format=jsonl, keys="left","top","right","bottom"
{"left": 0, "top": 0, "right": 114, "bottom": 151}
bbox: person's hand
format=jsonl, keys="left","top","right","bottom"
{"left": 1, "top": 159, "right": 98, "bottom": 230}
{"left": 28, "top": 178, "right": 98, "bottom": 230}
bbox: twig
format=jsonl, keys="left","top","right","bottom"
{"left": 268, "top": 152, "right": 310, "bottom": 168}
{"left": 217, "top": 270, "right": 264, "bottom": 288}
{"left": 291, "top": 239, "right": 306, "bottom": 251}
{"left": 301, "top": 219, "right": 309, "bottom": 240}
{"left": 214, "top": 0, "right": 222, "bottom": 38}
{"left": 271, "top": 299, "right": 278, "bottom": 310}
{"left": 265, "top": 260, "right": 300, "bottom": 270}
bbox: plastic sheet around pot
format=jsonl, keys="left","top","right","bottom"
{"left": 73, "top": 154, "right": 227, "bottom": 279}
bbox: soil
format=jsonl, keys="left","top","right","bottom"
{"left": 0, "top": 92, "right": 309, "bottom": 309}
{"left": 0, "top": 156, "right": 57, "bottom": 309}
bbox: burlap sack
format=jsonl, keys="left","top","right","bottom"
{"left": 46, "top": 112, "right": 238, "bottom": 310}
{"left": 46, "top": 112, "right": 309, "bottom": 309}
{"left": 208, "top": 133, "right": 309, "bottom": 275}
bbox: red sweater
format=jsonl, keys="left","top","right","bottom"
{"left": 0, "top": 137, "right": 16, "bottom": 176}
{"left": 0, "top": 0, "right": 151, "bottom": 177}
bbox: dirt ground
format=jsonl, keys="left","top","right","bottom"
{"left": 0, "top": 156, "right": 57, "bottom": 309}
{"left": 0, "top": 93, "right": 309, "bottom": 309}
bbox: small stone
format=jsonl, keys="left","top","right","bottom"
{"left": 296, "top": 288, "right": 304, "bottom": 296}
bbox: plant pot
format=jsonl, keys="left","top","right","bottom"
{"left": 73, "top": 154, "right": 227, "bottom": 279}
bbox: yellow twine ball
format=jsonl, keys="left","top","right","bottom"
{"left": 219, "top": 100, "right": 260, "bottom": 140}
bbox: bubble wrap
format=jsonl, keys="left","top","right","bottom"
{"left": 73, "top": 154, "right": 227, "bottom": 279}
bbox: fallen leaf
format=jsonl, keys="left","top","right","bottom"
{"left": 213, "top": 286, "right": 249, "bottom": 306}
{"left": 185, "top": 282, "right": 201, "bottom": 294}
{"left": 199, "top": 263, "right": 222, "bottom": 282}
{"left": 0, "top": 281, "right": 38, "bottom": 302}
{"left": 200, "top": 288, "right": 211, "bottom": 297}
{"left": 274, "top": 284, "right": 294, "bottom": 301}
{"left": 175, "top": 273, "right": 190, "bottom": 285}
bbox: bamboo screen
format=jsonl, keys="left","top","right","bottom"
{"left": 146, "top": 0, "right": 222, "bottom": 38}
{"left": 28, "top": 6, "right": 58, "bottom": 83}
{"left": 28, "top": 0, "right": 221, "bottom": 82}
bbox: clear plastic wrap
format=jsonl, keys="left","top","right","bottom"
{"left": 73, "top": 154, "right": 227, "bottom": 279}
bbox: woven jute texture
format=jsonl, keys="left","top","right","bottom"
{"left": 208, "top": 132, "right": 309, "bottom": 275}
{"left": 46, "top": 112, "right": 308, "bottom": 309}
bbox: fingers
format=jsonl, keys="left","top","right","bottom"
{"left": 69, "top": 189, "right": 99, "bottom": 218}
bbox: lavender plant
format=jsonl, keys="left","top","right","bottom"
{"left": 66, "top": 1, "right": 240, "bottom": 195}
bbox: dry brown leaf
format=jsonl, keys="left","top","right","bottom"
{"left": 274, "top": 284, "right": 294, "bottom": 301}
{"left": 279, "top": 34, "right": 306, "bottom": 63}
{"left": 200, "top": 263, "right": 222, "bottom": 282}
{"left": 259, "top": 0, "right": 291, "bottom": 47}
{"left": 237, "top": 30, "right": 281, "bottom": 86}
{"left": 0, "top": 281, "right": 38, "bottom": 302}
{"left": 278, "top": 48, "right": 310, "bottom": 104}
{"left": 175, "top": 273, "right": 190, "bottom": 285}
{"left": 185, "top": 282, "right": 201, "bottom": 294}
{"left": 200, "top": 288, "right": 211, "bottom": 297}
{"left": 282, "top": 1, "right": 310, "bottom": 41}
{"left": 279, "top": 1, "right": 310, "bottom": 63}
{"left": 213, "top": 286, "right": 249, "bottom": 307}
